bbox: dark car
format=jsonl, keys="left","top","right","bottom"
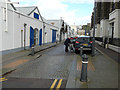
{"left": 75, "top": 36, "right": 93, "bottom": 53}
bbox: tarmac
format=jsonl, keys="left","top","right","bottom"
{"left": 1, "top": 42, "right": 59, "bottom": 76}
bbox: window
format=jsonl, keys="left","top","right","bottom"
{"left": 34, "top": 12, "right": 39, "bottom": 19}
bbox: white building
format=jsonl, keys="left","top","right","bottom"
{"left": 99, "top": 19, "right": 109, "bottom": 38}
{"left": 48, "top": 19, "right": 70, "bottom": 41}
{"left": 70, "top": 25, "right": 82, "bottom": 37}
{"left": 109, "top": 9, "right": 120, "bottom": 39}
{"left": 70, "top": 25, "right": 78, "bottom": 36}
{"left": 0, "top": 0, "right": 60, "bottom": 54}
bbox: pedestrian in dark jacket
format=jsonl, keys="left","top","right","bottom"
{"left": 64, "top": 38, "right": 70, "bottom": 52}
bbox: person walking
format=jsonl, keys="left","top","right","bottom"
{"left": 64, "top": 38, "right": 70, "bottom": 52}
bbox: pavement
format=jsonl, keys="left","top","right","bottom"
{"left": 1, "top": 42, "right": 59, "bottom": 76}
{"left": 95, "top": 43, "right": 120, "bottom": 64}
{"left": 66, "top": 44, "right": 119, "bottom": 88}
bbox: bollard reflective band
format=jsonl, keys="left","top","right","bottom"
{"left": 82, "top": 61, "right": 88, "bottom": 64}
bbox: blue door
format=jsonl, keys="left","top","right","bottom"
{"left": 30, "top": 26, "right": 34, "bottom": 47}
{"left": 52, "top": 30, "right": 56, "bottom": 43}
{"left": 39, "top": 29, "right": 42, "bottom": 45}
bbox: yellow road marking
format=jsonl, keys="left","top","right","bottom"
{"left": 0, "top": 77, "right": 8, "bottom": 82}
{"left": 56, "top": 79, "right": 63, "bottom": 90}
{"left": 50, "top": 79, "right": 58, "bottom": 90}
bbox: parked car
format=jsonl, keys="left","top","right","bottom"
{"left": 75, "top": 36, "right": 93, "bottom": 53}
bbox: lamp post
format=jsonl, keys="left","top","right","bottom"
{"left": 92, "top": 0, "right": 96, "bottom": 56}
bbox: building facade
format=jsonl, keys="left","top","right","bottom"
{"left": 0, "top": 0, "right": 69, "bottom": 54}
{"left": 91, "top": 0, "right": 120, "bottom": 47}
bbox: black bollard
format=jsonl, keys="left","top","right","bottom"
{"left": 31, "top": 44, "right": 34, "bottom": 56}
{"left": 80, "top": 46, "right": 83, "bottom": 56}
{"left": 80, "top": 54, "right": 88, "bottom": 82}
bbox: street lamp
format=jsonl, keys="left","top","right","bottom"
{"left": 92, "top": 0, "right": 96, "bottom": 56}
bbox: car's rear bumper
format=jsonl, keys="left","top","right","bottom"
{"left": 75, "top": 47, "right": 92, "bottom": 50}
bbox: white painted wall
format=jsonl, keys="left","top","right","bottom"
{"left": 70, "top": 25, "right": 78, "bottom": 36}
{"left": 47, "top": 20, "right": 65, "bottom": 41}
{"left": 90, "top": 29, "right": 93, "bottom": 37}
{"left": 1, "top": 2, "right": 69, "bottom": 52}
{"left": 96, "top": 24, "right": 100, "bottom": 37}
{"left": 0, "top": 0, "right": 3, "bottom": 52}
{"left": 44, "top": 23, "right": 51, "bottom": 43}
{"left": 118, "top": 10, "right": 120, "bottom": 38}
{"left": 109, "top": 9, "right": 120, "bottom": 38}
{"left": 1, "top": 4, "right": 44, "bottom": 51}
{"left": 100, "top": 19, "right": 109, "bottom": 38}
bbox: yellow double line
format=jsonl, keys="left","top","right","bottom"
{"left": 0, "top": 77, "right": 8, "bottom": 82}
{"left": 50, "top": 79, "right": 63, "bottom": 90}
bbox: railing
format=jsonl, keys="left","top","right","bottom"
{"left": 109, "top": 38, "right": 120, "bottom": 47}
{"left": 95, "top": 37, "right": 103, "bottom": 42}
{"left": 95, "top": 37, "right": 120, "bottom": 47}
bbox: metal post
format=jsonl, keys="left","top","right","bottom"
{"left": 92, "top": 0, "right": 96, "bottom": 56}
{"left": 43, "top": 22, "right": 45, "bottom": 45}
{"left": 31, "top": 44, "right": 34, "bottom": 56}
{"left": 80, "top": 54, "right": 88, "bottom": 82}
{"left": 24, "top": 23, "right": 27, "bottom": 50}
{"left": 80, "top": 46, "right": 83, "bottom": 56}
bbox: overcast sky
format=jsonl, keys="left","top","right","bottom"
{"left": 11, "top": 0, "right": 94, "bottom": 25}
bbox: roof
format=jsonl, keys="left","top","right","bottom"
{"left": 7, "top": 0, "right": 16, "bottom": 10}
{"left": 15, "top": 6, "right": 43, "bottom": 21}
{"left": 15, "top": 6, "right": 37, "bottom": 15}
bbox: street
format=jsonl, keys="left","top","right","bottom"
{"left": 2, "top": 44, "right": 119, "bottom": 89}
{"left": 1, "top": 0, "right": 120, "bottom": 89}
{"left": 2, "top": 44, "right": 75, "bottom": 88}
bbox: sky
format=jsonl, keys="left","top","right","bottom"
{"left": 11, "top": 0, "right": 94, "bottom": 25}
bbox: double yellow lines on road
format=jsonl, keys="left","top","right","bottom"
{"left": 50, "top": 79, "right": 63, "bottom": 90}
{"left": 0, "top": 77, "right": 8, "bottom": 82}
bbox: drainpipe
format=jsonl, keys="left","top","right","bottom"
{"left": 24, "top": 23, "right": 27, "bottom": 50}
{"left": 43, "top": 22, "right": 45, "bottom": 45}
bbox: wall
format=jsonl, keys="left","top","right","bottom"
{"left": 48, "top": 20, "right": 63, "bottom": 41}
{"left": 109, "top": 9, "right": 120, "bottom": 38}
{"left": 1, "top": 6, "right": 43, "bottom": 51}
{"left": 0, "top": 1, "right": 2, "bottom": 52}
{"left": 96, "top": 24, "right": 100, "bottom": 37}
{"left": 118, "top": 10, "right": 120, "bottom": 38}
{"left": 100, "top": 19, "right": 109, "bottom": 37}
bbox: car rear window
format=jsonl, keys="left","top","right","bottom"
{"left": 70, "top": 39, "right": 76, "bottom": 42}
{"left": 77, "top": 37, "right": 90, "bottom": 42}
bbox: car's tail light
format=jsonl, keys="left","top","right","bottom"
{"left": 90, "top": 41, "right": 93, "bottom": 44}
{"left": 76, "top": 41, "right": 80, "bottom": 44}
{"left": 75, "top": 37, "right": 78, "bottom": 39}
